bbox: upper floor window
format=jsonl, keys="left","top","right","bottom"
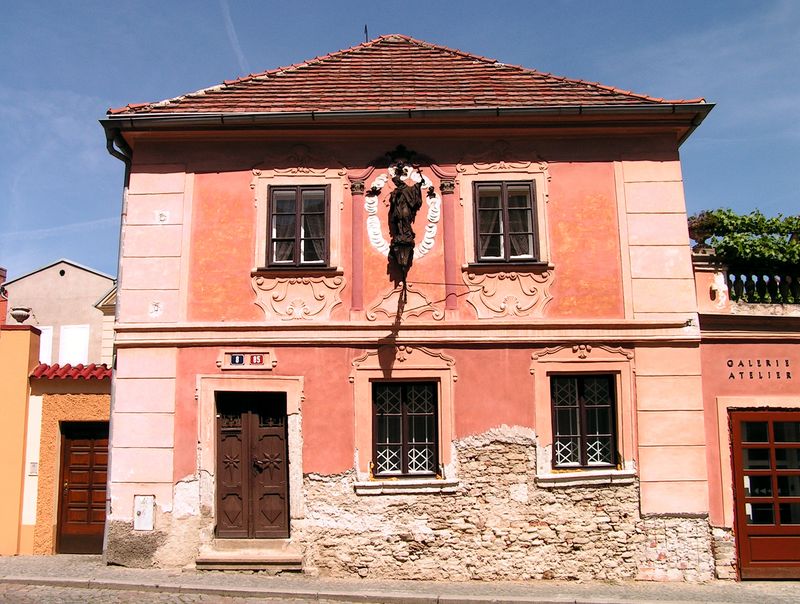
{"left": 268, "top": 185, "right": 329, "bottom": 267}
{"left": 551, "top": 374, "right": 617, "bottom": 468}
{"left": 373, "top": 382, "right": 438, "bottom": 477}
{"left": 474, "top": 181, "right": 537, "bottom": 262}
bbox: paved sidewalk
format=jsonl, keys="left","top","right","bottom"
{"left": 0, "top": 555, "right": 798, "bottom": 603}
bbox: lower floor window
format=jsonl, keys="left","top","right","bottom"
{"left": 373, "top": 382, "right": 438, "bottom": 476}
{"left": 551, "top": 374, "right": 617, "bottom": 468}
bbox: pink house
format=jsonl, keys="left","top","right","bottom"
{"left": 99, "top": 34, "right": 799, "bottom": 580}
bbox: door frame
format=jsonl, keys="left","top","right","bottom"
{"left": 215, "top": 392, "right": 290, "bottom": 538}
{"left": 56, "top": 420, "right": 109, "bottom": 554}
{"left": 730, "top": 409, "right": 800, "bottom": 579}
{"left": 196, "top": 375, "right": 304, "bottom": 542}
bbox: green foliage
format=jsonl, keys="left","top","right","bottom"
{"left": 687, "top": 208, "right": 800, "bottom": 271}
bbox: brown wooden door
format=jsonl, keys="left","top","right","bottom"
{"left": 216, "top": 392, "right": 289, "bottom": 539}
{"left": 57, "top": 422, "right": 109, "bottom": 554}
{"left": 731, "top": 410, "right": 800, "bottom": 578}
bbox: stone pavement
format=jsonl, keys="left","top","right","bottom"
{"left": 0, "top": 555, "right": 798, "bottom": 603}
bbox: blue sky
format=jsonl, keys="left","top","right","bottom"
{"left": 1, "top": 0, "right": 798, "bottom": 279}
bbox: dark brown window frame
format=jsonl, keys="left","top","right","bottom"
{"left": 372, "top": 381, "right": 439, "bottom": 478}
{"left": 267, "top": 184, "right": 330, "bottom": 267}
{"left": 473, "top": 180, "right": 539, "bottom": 263}
{"left": 550, "top": 373, "right": 618, "bottom": 469}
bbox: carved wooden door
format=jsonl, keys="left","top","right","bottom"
{"left": 216, "top": 393, "right": 289, "bottom": 539}
{"left": 57, "top": 422, "right": 109, "bottom": 553}
{"left": 732, "top": 410, "right": 800, "bottom": 578}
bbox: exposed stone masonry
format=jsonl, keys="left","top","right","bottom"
{"left": 294, "top": 428, "right": 717, "bottom": 581}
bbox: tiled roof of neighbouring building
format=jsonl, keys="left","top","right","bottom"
{"left": 31, "top": 363, "right": 112, "bottom": 380}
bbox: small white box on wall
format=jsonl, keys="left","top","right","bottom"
{"left": 133, "top": 495, "right": 155, "bottom": 531}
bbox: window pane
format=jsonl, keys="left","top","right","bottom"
{"left": 586, "top": 436, "right": 613, "bottom": 465}
{"left": 555, "top": 437, "right": 579, "bottom": 465}
{"left": 746, "top": 503, "right": 774, "bottom": 525}
{"left": 509, "top": 234, "right": 533, "bottom": 258}
{"left": 478, "top": 209, "right": 503, "bottom": 234}
{"left": 376, "top": 445, "right": 401, "bottom": 474}
{"left": 552, "top": 377, "right": 577, "bottom": 407}
{"left": 409, "top": 415, "right": 434, "bottom": 444}
{"left": 745, "top": 475, "right": 772, "bottom": 497}
{"left": 775, "top": 422, "right": 800, "bottom": 443}
{"left": 778, "top": 475, "right": 800, "bottom": 496}
{"left": 273, "top": 214, "right": 295, "bottom": 239}
{"left": 273, "top": 240, "right": 294, "bottom": 263}
{"left": 301, "top": 239, "right": 325, "bottom": 263}
{"left": 583, "top": 377, "right": 611, "bottom": 405}
{"left": 375, "top": 384, "right": 402, "bottom": 414}
{"left": 776, "top": 448, "right": 800, "bottom": 469}
{"left": 479, "top": 234, "right": 503, "bottom": 258}
{"left": 506, "top": 185, "right": 530, "bottom": 208}
{"left": 780, "top": 503, "right": 800, "bottom": 525}
{"left": 302, "top": 189, "right": 325, "bottom": 214}
{"left": 407, "top": 384, "right": 435, "bottom": 414}
{"left": 273, "top": 191, "right": 296, "bottom": 214}
{"left": 587, "top": 406, "right": 611, "bottom": 435}
{"left": 302, "top": 213, "right": 325, "bottom": 239}
{"left": 477, "top": 186, "right": 502, "bottom": 209}
{"left": 743, "top": 421, "right": 769, "bottom": 442}
{"left": 743, "top": 448, "right": 771, "bottom": 469}
{"left": 407, "top": 445, "right": 435, "bottom": 473}
{"left": 556, "top": 408, "right": 579, "bottom": 437}
{"left": 507, "top": 209, "right": 531, "bottom": 233}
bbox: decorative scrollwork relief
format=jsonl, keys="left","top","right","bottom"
{"left": 251, "top": 274, "right": 346, "bottom": 321}
{"left": 530, "top": 344, "right": 634, "bottom": 373}
{"left": 456, "top": 140, "right": 547, "bottom": 174}
{"left": 366, "top": 284, "right": 444, "bottom": 321}
{"left": 463, "top": 270, "right": 553, "bottom": 319}
{"left": 351, "top": 345, "right": 457, "bottom": 381}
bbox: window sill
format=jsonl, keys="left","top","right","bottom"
{"left": 252, "top": 266, "right": 343, "bottom": 277}
{"left": 535, "top": 469, "right": 636, "bottom": 488}
{"left": 463, "top": 262, "right": 553, "bottom": 274}
{"left": 354, "top": 478, "right": 459, "bottom": 496}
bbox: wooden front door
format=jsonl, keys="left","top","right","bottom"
{"left": 216, "top": 392, "right": 289, "bottom": 539}
{"left": 731, "top": 410, "right": 800, "bottom": 578}
{"left": 57, "top": 422, "right": 109, "bottom": 554}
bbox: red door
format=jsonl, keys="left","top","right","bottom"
{"left": 216, "top": 392, "right": 289, "bottom": 539}
{"left": 731, "top": 410, "right": 800, "bottom": 578}
{"left": 57, "top": 422, "right": 109, "bottom": 554}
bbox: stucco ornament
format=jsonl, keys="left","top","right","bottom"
{"left": 464, "top": 270, "right": 554, "bottom": 319}
{"left": 364, "top": 162, "right": 441, "bottom": 263}
{"left": 251, "top": 274, "right": 346, "bottom": 321}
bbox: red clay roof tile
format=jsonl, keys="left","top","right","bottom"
{"left": 108, "top": 34, "right": 703, "bottom": 116}
{"left": 31, "top": 363, "right": 112, "bottom": 380}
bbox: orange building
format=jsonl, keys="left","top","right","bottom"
{"left": 99, "top": 35, "right": 799, "bottom": 579}
{"left": 0, "top": 262, "right": 112, "bottom": 556}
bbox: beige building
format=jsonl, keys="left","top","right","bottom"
{"left": 2, "top": 259, "right": 115, "bottom": 366}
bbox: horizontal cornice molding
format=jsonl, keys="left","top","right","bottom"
{"left": 113, "top": 319, "right": 699, "bottom": 347}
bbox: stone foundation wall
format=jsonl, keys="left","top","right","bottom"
{"left": 106, "top": 427, "right": 723, "bottom": 581}
{"left": 637, "top": 517, "right": 716, "bottom": 582}
{"left": 296, "top": 429, "right": 697, "bottom": 581}
{"left": 711, "top": 526, "right": 737, "bottom": 579}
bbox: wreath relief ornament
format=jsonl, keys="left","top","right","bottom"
{"left": 364, "top": 161, "right": 441, "bottom": 287}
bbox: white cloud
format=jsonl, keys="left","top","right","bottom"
{"left": 220, "top": 0, "right": 251, "bottom": 75}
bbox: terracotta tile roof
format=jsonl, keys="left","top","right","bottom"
{"left": 108, "top": 34, "right": 703, "bottom": 116}
{"left": 31, "top": 363, "right": 112, "bottom": 380}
